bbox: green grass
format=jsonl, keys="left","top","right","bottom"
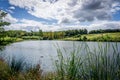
{"left": 54, "top": 43, "right": 120, "bottom": 80}
{"left": 0, "top": 37, "right": 23, "bottom": 45}
{"left": 22, "top": 36, "right": 43, "bottom": 40}
{"left": 63, "top": 32, "right": 120, "bottom": 42}
{"left": 54, "top": 46, "right": 83, "bottom": 80}
{"left": 82, "top": 43, "right": 120, "bottom": 80}
{"left": 0, "top": 57, "right": 43, "bottom": 80}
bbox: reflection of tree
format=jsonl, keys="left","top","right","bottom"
{"left": 0, "top": 46, "right": 5, "bottom": 61}
{"left": 0, "top": 46, "right": 5, "bottom": 51}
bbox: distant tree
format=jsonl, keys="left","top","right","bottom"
{"left": 65, "top": 29, "right": 88, "bottom": 37}
{"left": 82, "top": 36, "right": 87, "bottom": 41}
{"left": 30, "top": 30, "right": 34, "bottom": 36}
{"left": 39, "top": 29, "right": 43, "bottom": 37}
{"left": 89, "top": 29, "right": 120, "bottom": 34}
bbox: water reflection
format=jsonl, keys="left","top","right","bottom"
{"left": 0, "top": 41, "right": 120, "bottom": 72}
{"left": 0, "top": 46, "right": 5, "bottom": 51}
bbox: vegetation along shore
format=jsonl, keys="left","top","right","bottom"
{"left": 1, "top": 29, "right": 120, "bottom": 45}
{"left": 0, "top": 43, "right": 120, "bottom": 80}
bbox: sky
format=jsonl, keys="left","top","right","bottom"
{"left": 0, "top": 0, "right": 120, "bottom": 31}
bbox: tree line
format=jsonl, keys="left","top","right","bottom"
{"left": 89, "top": 29, "right": 120, "bottom": 34}
{"left": 0, "top": 10, "right": 120, "bottom": 43}
{"left": 2, "top": 28, "right": 120, "bottom": 40}
{"left": 3, "top": 29, "right": 88, "bottom": 40}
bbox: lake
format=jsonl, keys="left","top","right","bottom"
{"left": 0, "top": 40, "right": 120, "bottom": 72}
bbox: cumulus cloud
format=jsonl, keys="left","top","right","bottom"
{"left": 9, "top": 0, "right": 120, "bottom": 24}
{"left": 5, "top": 18, "right": 120, "bottom": 32}
{"left": 5, "top": 19, "right": 61, "bottom": 31}
{"left": 6, "top": 0, "right": 120, "bottom": 31}
{"left": 87, "top": 21, "right": 120, "bottom": 31}
{"left": 3, "top": 13, "right": 18, "bottom": 23}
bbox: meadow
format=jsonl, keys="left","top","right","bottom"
{"left": 63, "top": 32, "right": 120, "bottom": 42}
{"left": 1, "top": 32, "right": 120, "bottom": 46}
{"left": 0, "top": 37, "right": 23, "bottom": 45}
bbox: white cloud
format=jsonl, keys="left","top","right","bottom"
{"left": 3, "top": 13, "right": 18, "bottom": 23}
{"left": 6, "top": 9, "right": 13, "bottom": 13}
{"left": 9, "top": 0, "right": 120, "bottom": 24}
{"left": 57, "top": 21, "right": 120, "bottom": 31}
{"left": 87, "top": 21, "right": 120, "bottom": 31}
{"left": 5, "top": 18, "right": 120, "bottom": 32}
{"left": 5, "top": 19, "right": 60, "bottom": 31}
{"left": 9, "top": 6, "right": 15, "bottom": 10}
{"left": 6, "top": 0, "right": 120, "bottom": 31}
{"left": 6, "top": 6, "right": 15, "bottom": 14}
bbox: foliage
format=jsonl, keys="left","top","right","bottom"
{"left": 0, "top": 10, "right": 10, "bottom": 31}
{"left": 43, "top": 31, "right": 65, "bottom": 40}
{"left": 0, "top": 10, "right": 10, "bottom": 45}
{"left": 54, "top": 46, "right": 83, "bottom": 80}
{"left": 0, "top": 22, "right": 10, "bottom": 27}
{"left": 2, "top": 26, "right": 120, "bottom": 42}
{"left": 63, "top": 32, "right": 120, "bottom": 42}
{"left": 0, "top": 57, "right": 42, "bottom": 80}
{"left": 89, "top": 29, "right": 120, "bottom": 34}
{"left": 82, "top": 36, "right": 87, "bottom": 41}
{"left": 22, "top": 36, "right": 42, "bottom": 40}
{"left": 65, "top": 29, "right": 88, "bottom": 37}
{"left": 8, "top": 57, "right": 25, "bottom": 75}
{"left": 3, "top": 29, "right": 88, "bottom": 40}
{"left": 54, "top": 43, "right": 120, "bottom": 80}
{"left": 0, "top": 37, "right": 23, "bottom": 45}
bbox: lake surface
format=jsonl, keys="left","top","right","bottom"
{"left": 0, "top": 40, "right": 120, "bottom": 72}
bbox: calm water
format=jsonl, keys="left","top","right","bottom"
{"left": 0, "top": 40, "right": 120, "bottom": 72}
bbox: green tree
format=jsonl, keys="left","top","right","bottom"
{"left": 0, "top": 10, "right": 10, "bottom": 44}
{"left": 39, "top": 29, "right": 43, "bottom": 37}
{"left": 82, "top": 36, "right": 87, "bottom": 41}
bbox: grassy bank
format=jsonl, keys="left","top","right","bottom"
{"left": 0, "top": 37, "right": 23, "bottom": 45}
{"left": 22, "top": 36, "right": 43, "bottom": 40}
{"left": 0, "top": 43, "right": 120, "bottom": 80}
{"left": 63, "top": 32, "right": 120, "bottom": 42}
{"left": 1, "top": 32, "right": 120, "bottom": 45}
{"left": 0, "top": 58, "right": 42, "bottom": 80}
{"left": 0, "top": 36, "right": 42, "bottom": 45}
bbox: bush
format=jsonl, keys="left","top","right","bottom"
{"left": 82, "top": 36, "right": 87, "bottom": 41}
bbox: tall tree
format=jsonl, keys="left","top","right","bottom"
{"left": 0, "top": 10, "right": 10, "bottom": 44}
{"left": 39, "top": 29, "right": 43, "bottom": 37}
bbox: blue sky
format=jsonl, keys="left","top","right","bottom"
{"left": 0, "top": 0, "right": 120, "bottom": 31}
{"left": 113, "top": 11, "right": 120, "bottom": 21}
{"left": 0, "top": 0, "right": 57, "bottom": 25}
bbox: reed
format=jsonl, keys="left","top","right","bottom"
{"left": 54, "top": 43, "right": 120, "bottom": 80}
